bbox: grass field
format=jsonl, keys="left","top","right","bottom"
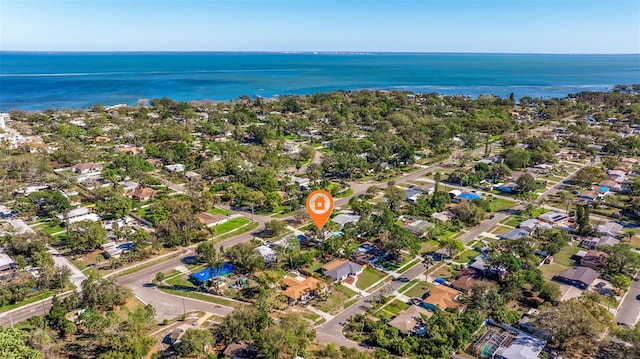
{"left": 540, "top": 243, "right": 580, "bottom": 281}
{"left": 213, "top": 217, "right": 250, "bottom": 235}
{"left": 158, "top": 287, "right": 243, "bottom": 308}
{"left": 40, "top": 223, "right": 65, "bottom": 235}
{"left": 490, "top": 225, "right": 512, "bottom": 235}
{"left": 399, "top": 279, "right": 418, "bottom": 294}
{"left": 165, "top": 273, "right": 196, "bottom": 288}
{"left": 208, "top": 207, "right": 231, "bottom": 216}
{"left": 315, "top": 284, "right": 357, "bottom": 314}
{"left": 504, "top": 218, "right": 523, "bottom": 227}
{"left": 383, "top": 299, "right": 410, "bottom": 315}
{"left": 356, "top": 267, "right": 387, "bottom": 290}
{"left": 458, "top": 249, "right": 481, "bottom": 263}
{"left": 405, "top": 281, "right": 434, "bottom": 299}
{"left": 489, "top": 198, "right": 516, "bottom": 212}
{"left": 420, "top": 239, "right": 440, "bottom": 253}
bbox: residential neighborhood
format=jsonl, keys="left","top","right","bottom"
{"left": 0, "top": 88, "right": 639, "bottom": 359}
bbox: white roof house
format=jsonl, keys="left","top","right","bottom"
{"left": 519, "top": 219, "right": 552, "bottom": 232}
{"left": 165, "top": 164, "right": 186, "bottom": 172}
{"left": 256, "top": 245, "right": 276, "bottom": 264}
{"left": 0, "top": 253, "right": 16, "bottom": 271}
{"left": 331, "top": 213, "right": 361, "bottom": 228}
{"left": 57, "top": 208, "right": 100, "bottom": 224}
{"left": 596, "top": 222, "right": 624, "bottom": 237}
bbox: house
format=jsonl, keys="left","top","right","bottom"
{"left": 405, "top": 219, "right": 435, "bottom": 236}
{"left": 422, "top": 285, "right": 463, "bottom": 311}
{"left": 185, "top": 171, "right": 202, "bottom": 181}
{"left": 450, "top": 271, "right": 477, "bottom": 293}
{"left": 195, "top": 212, "right": 228, "bottom": 227}
{"left": 222, "top": 343, "right": 257, "bottom": 359}
{"left": 469, "top": 255, "right": 507, "bottom": 279}
{"left": 290, "top": 176, "right": 311, "bottom": 190}
{"left": 331, "top": 213, "right": 361, "bottom": 228}
{"left": 322, "top": 259, "right": 364, "bottom": 282}
{"left": 454, "top": 192, "right": 482, "bottom": 202}
{"left": 474, "top": 321, "right": 546, "bottom": 359}
{"left": 599, "top": 179, "right": 621, "bottom": 192}
{"left": 127, "top": 187, "right": 158, "bottom": 202}
{"left": 406, "top": 188, "right": 423, "bottom": 203}
{"left": 256, "top": 245, "right": 276, "bottom": 265}
{"left": 538, "top": 211, "right": 568, "bottom": 225}
{"left": 431, "top": 211, "right": 454, "bottom": 222}
{"left": 578, "top": 189, "right": 603, "bottom": 205}
{"left": 282, "top": 275, "right": 325, "bottom": 304}
{"left": 580, "top": 235, "right": 620, "bottom": 250}
{"left": 555, "top": 266, "right": 599, "bottom": 289}
{"left": 72, "top": 162, "right": 103, "bottom": 174}
{"left": 118, "top": 181, "right": 139, "bottom": 193}
{"left": 168, "top": 324, "right": 193, "bottom": 345}
{"left": 165, "top": 164, "right": 186, "bottom": 172}
{"left": 0, "top": 253, "right": 16, "bottom": 271}
{"left": 117, "top": 145, "right": 145, "bottom": 155}
{"left": 388, "top": 305, "right": 430, "bottom": 336}
{"left": 406, "top": 186, "right": 434, "bottom": 203}
{"left": 496, "top": 182, "right": 518, "bottom": 193}
{"left": 580, "top": 250, "right": 608, "bottom": 270}
{"left": 448, "top": 190, "right": 462, "bottom": 199}
{"left": 501, "top": 228, "right": 530, "bottom": 240}
{"left": 608, "top": 169, "right": 627, "bottom": 179}
{"left": 596, "top": 222, "right": 624, "bottom": 237}
{"left": 57, "top": 207, "right": 100, "bottom": 224}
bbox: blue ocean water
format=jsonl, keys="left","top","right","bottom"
{"left": 0, "top": 52, "right": 639, "bottom": 111}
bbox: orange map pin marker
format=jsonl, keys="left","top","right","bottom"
{"left": 306, "top": 190, "right": 334, "bottom": 229}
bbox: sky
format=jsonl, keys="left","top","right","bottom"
{"left": 1, "top": 0, "right": 639, "bottom": 53}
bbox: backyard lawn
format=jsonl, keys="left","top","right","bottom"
{"left": 356, "top": 267, "right": 387, "bottom": 290}
{"left": 40, "top": 223, "right": 65, "bottom": 235}
{"left": 213, "top": 217, "right": 250, "bottom": 235}
{"left": 405, "top": 281, "right": 434, "bottom": 299}
{"left": 540, "top": 243, "right": 580, "bottom": 281}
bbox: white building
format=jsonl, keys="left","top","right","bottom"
{"left": 0, "top": 253, "right": 16, "bottom": 271}
{"left": 0, "top": 113, "right": 8, "bottom": 130}
{"left": 256, "top": 245, "right": 277, "bottom": 265}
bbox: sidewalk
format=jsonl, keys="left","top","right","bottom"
{"left": 305, "top": 304, "right": 334, "bottom": 322}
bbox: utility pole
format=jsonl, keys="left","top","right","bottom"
{"left": 182, "top": 298, "right": 186, "bottom": 319}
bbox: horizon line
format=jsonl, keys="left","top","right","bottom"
{"left": 1, "top": 50, "right": 639, "bottom": 56}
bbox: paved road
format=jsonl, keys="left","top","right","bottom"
{"left": 116, "top": 251, "right": 234, "bottom": 321}
{"left": 0, "top": 297, "right": 53, "bottom": 326}
{"left": 316, "top": 261, "right": 429, "bottom": 348}
{"left": 4, "top": 207, "right": 90, "bottom": 289}
{"left": 458, "top": 211, "right": 511, "bottom": 245}
{"left": 615, "top": 271, "right": 640, "bottom": 326}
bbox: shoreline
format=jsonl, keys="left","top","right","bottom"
{"left": 0, "top": 84, "right": 628, "bottom": 112}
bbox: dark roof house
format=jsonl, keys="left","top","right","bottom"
{"left": 555, "top": 266, "right": 599, "bottom": 289}
{"left": 322, "top": 259, "right": 363, "bottom": 282}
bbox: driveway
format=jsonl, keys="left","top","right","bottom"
{"left": 559, "top": 284, "right": 583, "bottom": 301}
